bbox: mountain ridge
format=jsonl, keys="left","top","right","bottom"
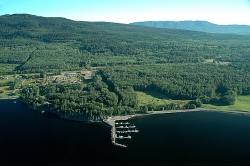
{"left": 130, "top": 21, "right": 250, "bottom": 34}
{"left": 1, "top": 14, "right": 248, "bottom": 42}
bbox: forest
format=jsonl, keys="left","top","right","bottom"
{"left": 1, "top": 14, "right": 250, "bottom": 119}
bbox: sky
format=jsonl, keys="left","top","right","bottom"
{"left": 0, "top": 0, "right": 250, "bottom": 25}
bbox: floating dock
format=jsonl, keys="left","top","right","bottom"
{"left": 103, "top": 115, "right": 138, "bottom": 148}
{"left": 116, "top": 129, "right": 139, "bottom": 133}
{"left": 103, "top": 119, "right": 128, "bottom": 148}
{"left": 115, "top": 122, "right": 129, "bottom": 125}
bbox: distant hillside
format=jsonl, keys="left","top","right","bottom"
{"left": 1, "top": 14, "right": 250, "bottom": 74}
{"left": 131, "top": 21, "right": 250, "bottom": 34}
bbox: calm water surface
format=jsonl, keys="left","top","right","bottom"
{"left": 0, "top": 99, "right": 249, "bottom": 165}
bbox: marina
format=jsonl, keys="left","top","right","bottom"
{"left": 102, "top": 108, "right": 250, "bottom": 148}
{"left": 103, "top": 116, "right": 139, "bottom": 148}
{"left": 1, "top": 100, "right": 250, "bottom": 165}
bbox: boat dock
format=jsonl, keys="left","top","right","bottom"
{"left": 103, "top": 115, "right": 138, "bottom": 148}
{"left": 115, "top": 122, "right": 129, "bottom": 125}
{"left": 103, "top": 118, "right": 128, "bottom": 148}
{"left": 116, "top": 129, "right": 139, "bottom": 133}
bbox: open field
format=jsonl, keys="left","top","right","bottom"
{"left": 0, "top": 86, "right": 13, "bottom": 98}
{"left": 203, "top": 95, "right": 250, "bottom": 112}
{"left": 136, "top": 91, "right": 190, "bottom": 107}
{"left": 0, "top": 77, "right": 15, "bottom": 83}
{"left": 220, "top": 62, "right": 232, "bottom": 65}
{"left": 205, "top": 59, "right": 214, "bottom": 63}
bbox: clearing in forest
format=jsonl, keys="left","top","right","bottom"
{"left": 136, "top": 90, "right": 190, "bottom": 107}
{"left": 203, "top": 95, "right": 250, "bottom": 112}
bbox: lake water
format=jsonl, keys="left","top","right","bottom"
{"left": 0, "top": 99, "right": 249, "bottom": 165}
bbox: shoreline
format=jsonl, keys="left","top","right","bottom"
{"left": 104, "top": 108, "right": 249, "bottom": 148}
{"left": 106, "top": 108, "right": 250, "bottom": 122}
{"left": 2, "top": 98, "right": 249, "bottom": 148}
{"left": 0, "top": 97, "right": 18, "bottom": 100}
{"left": 1, "top": 97, "right": 249, "bottom": 116}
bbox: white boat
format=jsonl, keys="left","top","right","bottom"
{"left": 116, "top": 122, "right": 130, "bottom": 125}
{"left": 130, "top": 129, "right": 139, "bottom": 132}
{"left": 116, "top": 135, "right": 123, "bottom": 139}
{"left": 128, "top": 125, "right": 136, "bottom": 128}
{"left": 116, "top": 126, "right": 124, "bottom": 128}
{"left": 116, "top": 131, "right": 126, "bottom": 133}
{"left": 123, "top": 135, "right": 131, "bottom": 139}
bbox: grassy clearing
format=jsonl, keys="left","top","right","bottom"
{"left": 136, "top": 91, "right": 190, "bottom": 107}
{"left": 203, "top": 95, "right": 250, "bottom": 112}
{"left": 136, "top": 91, "right": 168, "bottom": 106}
{"left": 205, "top": 59, "right": 214, "bottom": 63}
{"left": 0, "top": 86, "right": 10, "bottom": 91}
{"left": 0, "top": 77, "right": 15, "bottom": 83}
{"left": 220, "top": 62, "right": 232, "bottom": 65}
{"left": 0, "top": 86, "right": 13, "bottom": 98}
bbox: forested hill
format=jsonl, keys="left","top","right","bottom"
{"left": 131, "top": 21, "right": 250, "bottom": 34}
{"left": 1, "top": 14, "right": 250, "bottom": 74}
{"left": 2, "top": 14, "right": 250, "bottom": 118}
{"left": 2, "top": 14, "right": 246, "bottom": 41}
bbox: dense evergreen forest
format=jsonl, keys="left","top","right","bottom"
{"left": 1, "top": 14, "right": 250, "bottom": 119}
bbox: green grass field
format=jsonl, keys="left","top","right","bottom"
{"left": 0, "top": 86, "right": 13, "bottom": 98}
{"left": 136, "top": 91, "right": 190, "bottom": 107}
{"left": 203, "top": 95, "right": 250, "bottom": 112}
{"left": 137, "top": 91, "right": 250, "bottom": 112}
{"left": 205, "top": 59, "right": 214, "bottom": 63}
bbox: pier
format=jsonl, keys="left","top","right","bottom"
{"left": 103, "top": 118, "right": 128, "bottom": 148}
{"left": 102, "top": 108, "right": 250, "bottom": 148}
{"left": 116, "top": 129, "right": 139, "bottom": 133}
{"left": 115, "top": 122, "right": 129, "bottom": 125}
{"left": 103, "top": 115, "right": 137, "bottom": 148}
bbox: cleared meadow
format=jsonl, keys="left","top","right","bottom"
{"left": 203, "top": 95, "right": 250, "bottom": 112}
{"left": 136, "top": 91, "right": 190, "bottom": 107}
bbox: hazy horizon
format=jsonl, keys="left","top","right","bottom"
{"left": 0, "top": 0, "right": 250, "bottom": 25}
